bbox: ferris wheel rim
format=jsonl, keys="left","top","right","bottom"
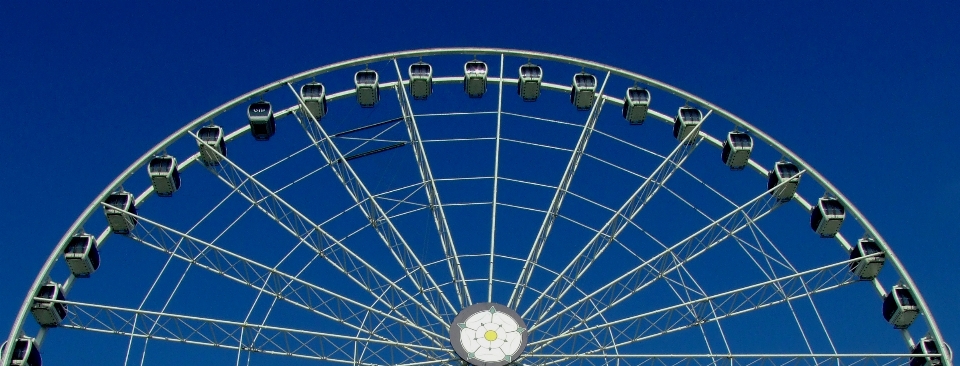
{"left": 4, "top": 47, "right": 947, "bottom": 365}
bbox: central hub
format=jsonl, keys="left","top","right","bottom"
{"left": 450, "top": 302, "right": 528, "bottom": 366}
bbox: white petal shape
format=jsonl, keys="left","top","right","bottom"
{"left": 474, "top": 346, "right": 505, "bottom": 362}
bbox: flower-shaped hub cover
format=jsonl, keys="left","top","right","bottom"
{"left": 450, "top": 303, "right": 528, "bottom": 366}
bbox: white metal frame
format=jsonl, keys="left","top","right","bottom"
{"left": 4, "top": 48, "right": 947, "bottom": 366}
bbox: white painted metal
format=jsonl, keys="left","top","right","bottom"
{"left": 530, "top": 255, "right": 871, "bottom": 354}
{"left": 521, "top": 109, "right": 709, "bottom": 324}
{"left": 287, "top": 82, "right": 458, "bottom": 319}
{"left": 99, "top": 201, "right": 448, "bottom": 343}
{"left": 489, "top": 54, "right": 504, "bottom": 303}
{"left": 392, "top": 58, "right": 472, "bottom": 309}
{"left": 527, "top": 171, "right": 803, "bottom": 345}
{"left": 508, "top": 71, "right": 610, "bottom": 310}
{"left": 44, "top": 298, "right": 445, "bottom": 364}
{"left": 190, "top": 133, "right": 451, "bottom": 350}
{"left": 6, "top": 48, "right": 948, "bottom": 366}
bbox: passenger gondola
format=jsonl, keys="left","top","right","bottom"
{"left": 910, "top": 337, "right": 943, "bottom": 366}
{"left": 622, "top": 87, "right": 650, "bottom": 124}
{"left": 883, "top": 284, "right": 919, "bottom": 329}
{"left": 31, "top": 282, "right": 66, "bottom": 327}
{"left": 767, "top": 161, "right": 801, "bottom": 201}
{"left": 64, "top": 233, "right": 100, "bottom": 278}
{"left": 1, "top": 337, "right": 42, "bottom": 366}
{"left": 247, "top": 101, "right": 276, "bottom": 141}
{"left": 103, "top": 191, "right": 137, "bottom": 234}
{"left": 849, "top": 238, "right": 885, "bottom": 280}
{"left": 721, "top": 132, "right": 753, "bottom": 170}
{"left": 811, "top": 197, "right": 845, "bottom": 237}
{"left": 570, "top": 72, "right": 597, "bottom": 110}
{"left": 463, "top": 60, "right": 488, "bottom": 98}
{"left": 147, "top": 155, "right": 180, "bottom": 197}
{"left": 197, "top": 125, "right": 227, "bottom": 166}
{"left": 409, "top": 62, "right": 433, "bottom": 100}
{"left": 300, "top": 82, "right": 327, "bottom": 119}
{"left": 517, "top": 63, "right": 543, "bottom": 102}
{"left": 672, "top": 106, "right": 702, "bottom": 144}
{"left": 355, "top": 70, "right": 380, "bottom": 107}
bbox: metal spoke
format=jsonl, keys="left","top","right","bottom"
{"left": 190, "top": 132, "right": 450, "bottom": 345}
{"left": 528, "top": 171, "right": 803, "bottom": 347}
{"left": 392, "top": 58, "right": 471, "bottom": 308}
{"left": 524, "top": 353, "right": 930, "bottom": 366}
{"left": 740, "top": 213, "right": 840, "bottom": 355}
{"left": 528, "top": 254, "right": 873, "bottom": 356}
{"left": 489, "top": 53, "right": 505, "bottom": 303}
{"left": 287, "top": 83, "right": 458, "bottom": 320}
{"left": 50, "top": 298, "right": 444, "bottom": 365}
{"left": 509, "top": 71, "right": 611, "bottom": 310}
{"left": 521, "top": 110, "right": 711, "bottom": 323}
{"left": 101, "top": 204, "right": 447, "bottom": 350}
{"left": 5, "top": 48, "right": 949, "bottom": 366}
{"left": 126, "top": 185, "right": 254, "bottom": 366}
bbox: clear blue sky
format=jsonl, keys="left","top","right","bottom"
{"left": 1, "top": 1, "right": 958, "bottom": 365}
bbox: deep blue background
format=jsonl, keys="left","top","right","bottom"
{"left": 1, "top": 0, "right": 957, "bottom": 359}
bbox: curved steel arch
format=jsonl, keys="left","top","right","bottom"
{"left": 4, "top": 48, "right": 947, "bottom": 366}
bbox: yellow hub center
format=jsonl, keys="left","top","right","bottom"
{"left": 484, "top": 330, "right": 498, "bottom": 341}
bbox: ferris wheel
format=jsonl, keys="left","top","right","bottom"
{"left": 3, "top": 48, "right": 951, "bottom": 366}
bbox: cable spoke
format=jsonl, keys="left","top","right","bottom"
{"left": 190, "top": 132, "right": 448, "bottom": 342}
{"left": 287, "top": 83, "right": 458, "bottom": 320}
{"left": 524, "top": 353, "right": 926, "bottom": 366}
{"left": 51, "top": 298, "right": 444, "bottom": 365}
{"left": 101, "top": 203, "right": 447, "bottom": 355}
{"left": 528, "top": 254, "right": 873, "bottom": 356}
{"left": 392, "top": 58, "right": 472, "bottom": 308}
{"left": 521, "top": 110, "right": 711, "bottom": 324}
{"left": 489, "top": 53, "right": 505, "bottom": 303}
{"left": 509, "top": 71, "right": 611, "bottom": 309}
{"left": 528, "top": 171, "right": 804, "bottom": 351}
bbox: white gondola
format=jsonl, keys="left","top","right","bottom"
{"left": 103, "top": 191, "right": 137, "bottom": 234}
{"left": 247, "top": 101, "right": 275, "bottom": 141}
{"left": 1, "top": 337, "right": 42, "bottom": 366}
{"left": 767, "top": 161, "right": 801, "bottom": 201}
{"left": 883, "top": 284, "right": 919, "bottom": 329}
{"left": 147, "top": 155, "right": 180, "bottom": 197}
{"left": 570, "top": 72, "right": 597, "bottom": 110}
{"left": 622, "top": 87, "right": 650, "bottom": 124}
{"left": 355, "top": 70, "right": 380, "bottom": 107}
{"left": 31, "top": 282, "right": 66, "bottom": 327}
{"left": 409, "top": 62, "right": 433, "bottom": 100}
{"left": 849, "top": 238, "right": 885, "bottom": 280}
{"left": 197, "top": 125, "right": 227, "bottom": 166}
{"left": 911, "top": 336, "right": 944, "bottom": 366}
{"left": 672, "top": 106, "right": 703, "bottom": 144}
{"left": 721, "top": 132, "right": 753, "bottom": 170}
{"left": 300, "top": 82, "right": 327, "bottom": 119}
{"left": 517, "top": 63, "right": 543, "bottom": 102}
{"left": 811, "top": 197, "right": 845, "bottom": 237}
{"left": 463, "top": 60, "right": 488, "bottom": 98}
{"left": 64, "top": 233, "right": 100, "bottom": 278}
